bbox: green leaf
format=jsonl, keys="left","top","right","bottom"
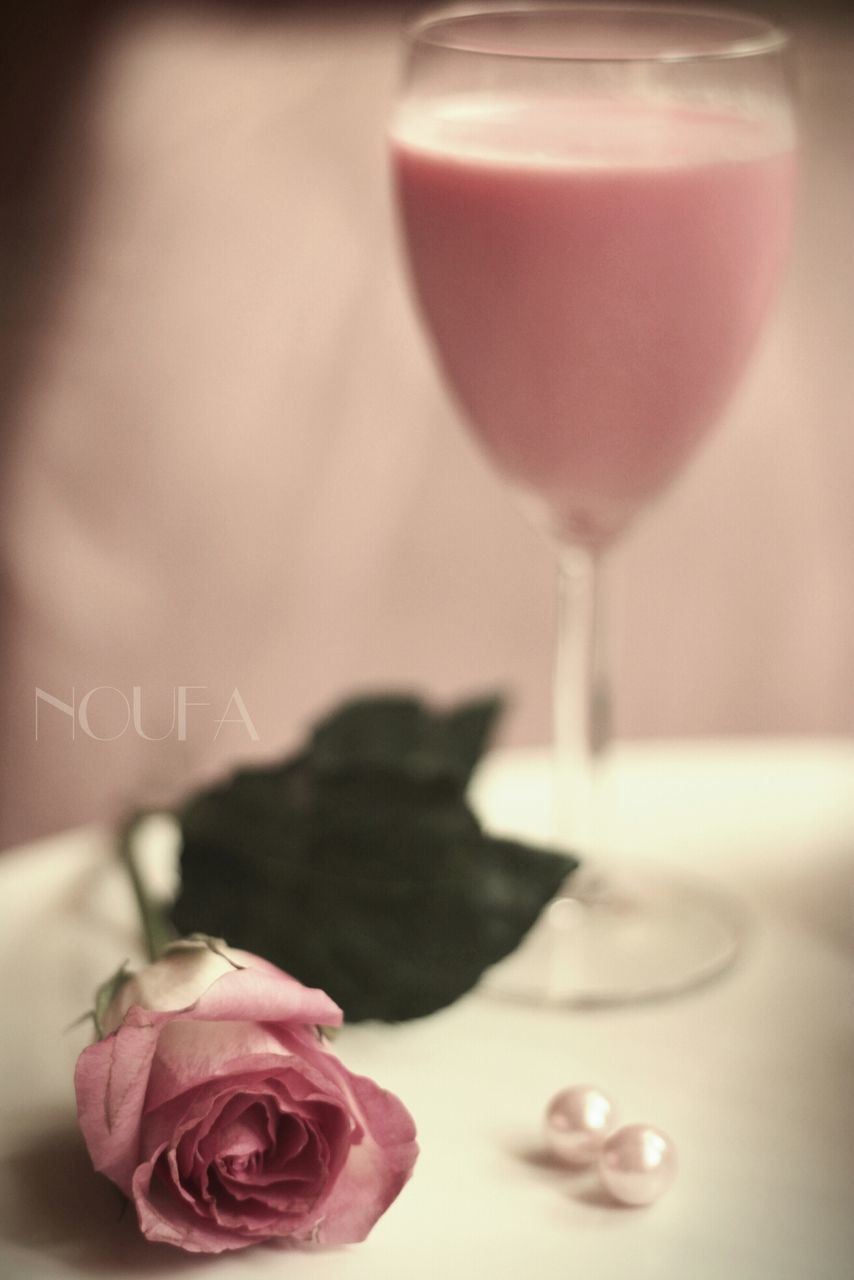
{"left": 309, "top": 692, "right": 504, "bottom": 788}
{"left": 169, "top": 693, "right": 577, "bottom": 1022}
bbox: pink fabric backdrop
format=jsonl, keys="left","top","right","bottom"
{"left": 1, "top": 3, "right": 852, "bottom": 848}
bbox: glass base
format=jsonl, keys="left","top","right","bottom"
{"left": 482, "top": 864, "right": 746, "bottom": 1007}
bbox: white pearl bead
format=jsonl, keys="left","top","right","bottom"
{"left": 544, "top": 1086, "right": 616, "bottom": 1166}
{"left": 597, "top": 1124, "right": 677, "bottom": 1206}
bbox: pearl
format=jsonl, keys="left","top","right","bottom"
{"left": 597, "top": 1124, "right": 677, "bottom": 1206}
{"left": 544, "top": 1086, "right": 616, "bottom": 1166}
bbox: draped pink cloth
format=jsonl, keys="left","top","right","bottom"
{"left": 1, "top": 5, "right": 852, "bottom": 848}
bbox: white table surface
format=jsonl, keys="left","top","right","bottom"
{"left": 1, "top": 740, "right": 852, "bottom": 1280}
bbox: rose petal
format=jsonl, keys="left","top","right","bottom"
{"left": 102, "top": 944, "right": 235, "bottom": 1034}
{"left": 147, "top": 1075, "right": 277, "bottom": 1176}
{"left": 138, "top": 972, "right": 342, "bottom": 1114}
{"left": 141, "top": 1053, "right": 351, "bottom": 1154}
{"left": 306, "top": 1063, "right": 418, "bottom": 1245}
{"left": 106, "top": 948, "right": 342, "bottom": 1040}
{"left": 145, "top": 1021, "right": 285, "bottom": 1112}
{"left": 209, "top": 1104, "right": 269, "bottom": 1160}
{"left": 141, "top": 1065, "right": 352, "bottom": 1231}
{"left": 133, "top": 1146, "right": 257, "bottom": 1253}
{"left": 192, "top": 966, "right": 342, "bottom": 1030}
{"left": 74, "top": 1022, "right": 160, "bottom": 1194}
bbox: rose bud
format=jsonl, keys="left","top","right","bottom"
{"left": 74, "top": 939, "right": 418, "bottom": 1253}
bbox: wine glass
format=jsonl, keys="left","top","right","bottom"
{"left": 389, "top": 2, "right": 797, "bottom": 1003}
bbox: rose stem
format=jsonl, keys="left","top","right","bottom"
{"left": 117, "top": 812, "right": 176, "bottom": 962}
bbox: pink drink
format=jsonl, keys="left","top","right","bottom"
{"left": 393, "top": 97, "right": 795, "bottom": 546}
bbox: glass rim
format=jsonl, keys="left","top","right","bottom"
{"left": 404, "top": 2, "right": 790, "bottom": 64}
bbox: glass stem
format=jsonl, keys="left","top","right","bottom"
{"left": 553, "top": 543, "right": 610, "bottom": 862}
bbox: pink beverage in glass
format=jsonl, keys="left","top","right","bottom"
{"left": 392, "top": 96, "right": 796, "bottom": 547}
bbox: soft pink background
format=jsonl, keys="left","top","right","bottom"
{"left": 1, "top": 2, "right": 852, "bottom": 848}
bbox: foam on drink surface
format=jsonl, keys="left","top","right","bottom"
{"left": 392, "top": 94, "right": 793, "bottom": 171}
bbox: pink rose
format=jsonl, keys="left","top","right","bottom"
{"left": 74, "top": 940, "right": 418, "bottom": 1253}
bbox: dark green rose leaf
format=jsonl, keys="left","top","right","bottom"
{"left": 169, "top": 694, "right": 577, "bottom": 1022}
{"left": 309, "top": 692, "right": 503, "bottom": 788}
